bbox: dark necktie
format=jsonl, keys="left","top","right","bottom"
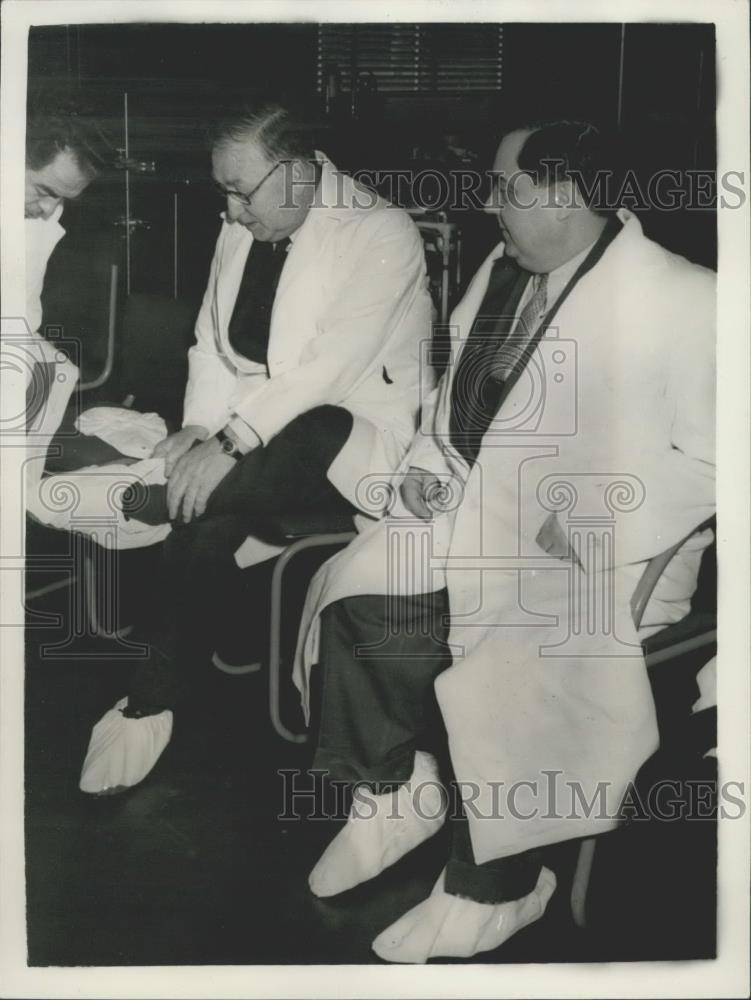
{"left": 448, "top": 261, "right": 529, "bottom": 464}
{"left": 228, "top": 237, "right": 291, "bottom": 364}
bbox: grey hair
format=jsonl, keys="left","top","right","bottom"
{"left": 208, "top": 102, "right": 316, "bottom": 163}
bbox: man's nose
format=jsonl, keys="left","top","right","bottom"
{"left": 482, "top": 187, "right": 501, "bottom": 215}
{"left": 225, "top": 197, "right": 247, "bottom": 223}
{"left": 38, "top": 196, "right": 63, "bottom": 219}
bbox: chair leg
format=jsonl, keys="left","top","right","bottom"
{"left": 268, "top": 541, "right": 308, "bottom": 744}
{"left": 82, "top": 542, "right": 133, "bottom": 640}
{"left": 268, "top": 532, "right": 356, "bottom": 743}
{"left": 571, "top": 836, "right": 597, "bottom": 928}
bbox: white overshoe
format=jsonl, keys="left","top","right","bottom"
{"left": 308, "top": 750, "right": 447, "bottom": 898}
{"left": 79, "top": 697, "right": 173, "bottom": 795}
{"left": 372, "top": 865, "right": 557, "bottom": 963}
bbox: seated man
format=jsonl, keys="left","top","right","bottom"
{"left": 13, "top": 98, "right": 109, "bottom": 516}
{"left": 79, "top": 101, "right": 432, "bottom": 794}
{"left": 292, "top": 120, "right": 716, "bottom": 962}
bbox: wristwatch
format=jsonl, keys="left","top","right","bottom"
{"left": 215, "top": 428, "right": 244, "bottom": 461}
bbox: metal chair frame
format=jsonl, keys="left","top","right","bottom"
{"left": 268, "top": 531, "right": 356, "bottom": 742}
{"left": 569, "top": 523, "right": 716, "bottom": 927}
{"left": 409, "top": 212, "right": 462, "bottom": 324}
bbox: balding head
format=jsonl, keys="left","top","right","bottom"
{"left": 483, "top": 120, "right": 611, "bottom": 272}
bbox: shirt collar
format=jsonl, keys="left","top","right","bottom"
{"left": 544, "top": 239, "right": 597, "bottom": 304}
{"left": 27, "top": 202, "right": 65, "bottom": 229}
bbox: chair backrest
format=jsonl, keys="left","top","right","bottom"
{"left": 40, "top": 228, "right": 120, "bottom": 385}
{"left": 115, "top": 293, "right": 198, "bottom": 428}
{"left": 630, "top": 518, "right": 716, "bottom": 630}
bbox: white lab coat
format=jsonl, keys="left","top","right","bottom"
{"left": 294, "top": 210, "right": 716, "bottom": 864}
{"left": 14, "top": 209, "right": 171, "bottom": 548}
{"left": 181, "top": 156, "right": 433, "bottom": 567}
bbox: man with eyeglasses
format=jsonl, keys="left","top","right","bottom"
{"left": 79, "top": 101, "right": 432, "bottom": 796}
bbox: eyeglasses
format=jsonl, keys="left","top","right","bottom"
{"left": 213, "top": 160, "right": 282, "bottom": 206}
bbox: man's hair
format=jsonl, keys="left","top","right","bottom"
{"left": 26, "top": 104, "right": 112, "bottom": 176}
{"left": 511, "top": 119, "right": 616, "bottom": 216}
{"left": 208, "top": 101, "right": 317, "bottom": 163}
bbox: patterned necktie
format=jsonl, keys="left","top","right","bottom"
{"left": 489, "top": 272, "right": 548, "bottom": 381}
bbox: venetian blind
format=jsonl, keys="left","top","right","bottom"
{"left": 316, "top": 23, "right": 503, "bottom": 94}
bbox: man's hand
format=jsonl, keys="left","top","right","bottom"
{"left": 536, "top": 512, "right": 583, "bottom": 568}
{"left": 399, "top": 467, "right": 442, "bottom": 521}
{"left": 166, "top": 436, "right": 235, "bottom": 523}
{"left": 152, "top": 425, "right": 210, "bottom": 477}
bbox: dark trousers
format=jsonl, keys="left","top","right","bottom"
{"left": 310, "top": 590, "right": 543, "bottom": 904}
{"left": 128, "top": 405, "right": 357, "bottom": 712}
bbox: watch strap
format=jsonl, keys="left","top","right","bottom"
{"left": 216, "top": 428, "right": 243, "bottom": 460}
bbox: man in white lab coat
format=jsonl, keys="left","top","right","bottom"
{"left": 80, "top": 102, "right": 432, "bottom": 795}
{"left": 294, "top": 121, "right": 715, "bottom": 962}
{"left": 16, "top": 106, "right": 107, "bottom": 517}
{"left": 16, "top": 104, "right": 171, "bottom": 551}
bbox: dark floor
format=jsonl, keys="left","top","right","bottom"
{"left": 24, "top": 547, "right": 717, "bottom": 967}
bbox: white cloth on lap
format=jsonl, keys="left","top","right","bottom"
{"left": 32, "top": 457, "right": 172, "bottom": 549}
{"left": 76, "top": 406, "right": 168, "bottom": 458}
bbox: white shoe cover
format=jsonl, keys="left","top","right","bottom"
{"left": 79, "top": 697, "right": 173, "bottom": 794}
{"left": 372, "top": 865, "right": 557, "bottom": 963}
{"left": 309, "top": 750, "right": 447, "bottom": 898}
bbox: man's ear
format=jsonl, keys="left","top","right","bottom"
{"left": 552, "top": 179, "right": 579, "bottom": 219}
{"left": 291, "top": 159, "right": 309, "bottom": 182}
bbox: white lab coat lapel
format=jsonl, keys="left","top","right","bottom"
{"left": 210, "top": 219, "right": 323, "bottom": 376}
{"left": 212, "top": 222, "right": 252, "bottom": 365}
{"left": 267, "top": 157, "right": 359, "bottom": 374}
{"left": 429, "top": 243, "right": 508, "bottom": 455}
{"left": 267, "top": 214, "right": 335, "bottom": 375}
{"left": 450, "top": 244, "right": 506, "bottom": 354}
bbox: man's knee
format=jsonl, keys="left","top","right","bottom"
{"left": 280, "top": 405, "right": 354, "bottom": 450}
